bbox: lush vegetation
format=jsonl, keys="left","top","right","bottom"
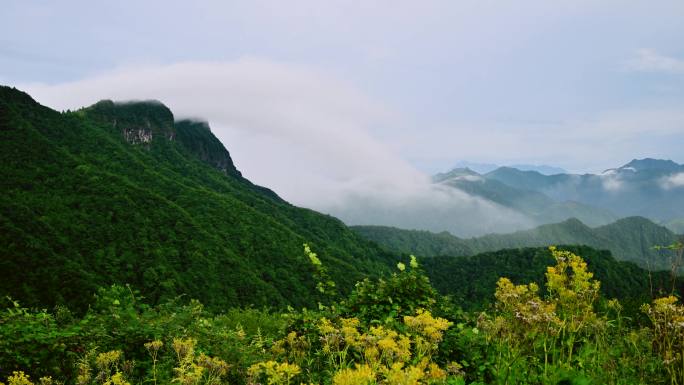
{"left": 2, "top": 245, "right": 684, "bottom": 385}
{"left": 421, "top": 245, "right": 682, "bottom": 314}
{"left": 0, "top": 86, "right": 393, "bottom": 312}
{"left": 4, "top": 86, "right": 684, "bottom": 384}
{"left": 353, "top": 216, "right": 681, "bottom": 270}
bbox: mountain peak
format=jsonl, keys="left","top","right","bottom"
{"left": 84, "top": 99, "right": 176, "bottom": 144}
{"left": 621, "top": 158, "right": 681, "bottom": 173}
{"left": 488, "top": 166, "right": 544, "bottom": 177}
{"left": 433, "top": 167, "right": 480, "bottom": 182}
{"left": 175, "top": 119, "right": 241, "bottom": 177}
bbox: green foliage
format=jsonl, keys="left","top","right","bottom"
{"left": 3, "top": 86, "right": 684, "bottom": 384}
{"left": 0, "top": 86, "right": 393, "bottom": 312}
{"left": 421, "top": 246, "right": 681, "bottom": 315}
{"left": 2, "top": 246, "right": 684, "bottom": 385}
{"left": 341, "top": 255, "right": 439, "bottom": 326}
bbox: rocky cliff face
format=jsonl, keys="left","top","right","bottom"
{"left": 84, "top": 100, "right": 176, "bottom": 145}
{"left": 83, "top": 100, "right": 245, "bottom": 178}
{"left": 175, "top": 119, "right": 241, "bottom": 177}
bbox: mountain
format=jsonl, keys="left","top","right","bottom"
{"left": 353, "top": 216, "right": 681, "bottom": 270}
{"left": 608, "top": 158, "right": 683, "bottom": 174}
{"left": 433, "top": 168, "right": 616, "bottom": 227}
{"left": 509, "top": 164, "right": 567, "bottom": 175}
{"left": 421, "top": 245, "right": 679, "bottom": 312}
{"left": 662, "top": 218, "right": 684, "bottom": 235}
{"left": 484, "top": 160, "right": 684, "bottom": 221}
{"left": 0, "top": 86, "right": 394, "bottom": 311}
{"left": 452, "top": 161, "right": 566, "bottom": 175}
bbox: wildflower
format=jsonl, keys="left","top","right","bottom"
{"left": 144, "top": 340, "right": 163, "bottom": 354}
{"left": 248, "top": 361, "right": 301, "bottom": 385}
{"left": 6, "top": 371, "right": 33, "bottom": 385}
{"left": 332, "top": 364, "right": 375, "bottom": 385}
{"left": 383, "top": 362, "right": 424, "bottom": 385}
{"left": 172, "top": 338, "right": 197, "bottom": 362}
{"left": 96, "top": 350, "right": 122, "bottom": 371}
{"left": 304, "top": 243, "right": 321, "bottom": 265}
{"left": 103, "top": 372, "right": 130, "bottom": 385}
{"left": 409, "top": 255, "right": 419, "bottom": 269}
{"left": 397, "top": 262, "right": 406, "bottom": 271}
{"left": 404, "top": 309, "right": 452, "bottom": 343}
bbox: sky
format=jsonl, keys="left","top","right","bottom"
{"left": 2, "top": 1, "right": 684, "bottom": 233}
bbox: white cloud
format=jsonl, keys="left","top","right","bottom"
{"left": 601, "top": 175, "right": 624, "bottom": 192}
{"left": 458, "top": 175, "right": 484, "bottom": 182}
{"left": 661, "top": 172, "right": 684, "bottom": 189}
{"left": 21, "top": 59, "right": 534, "bottom": 236}
{"left": 626, "top": 49, "right": 684, "bottom": 74}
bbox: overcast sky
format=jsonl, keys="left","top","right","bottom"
{"left": 2, "top": 1, "right": 684, "bottom": 221}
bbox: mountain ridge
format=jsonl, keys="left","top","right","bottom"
{"left": 0, "top": 85, "right": 394, "bottom": 311}
{"left": 352, "top": 216, "right": 680, "bottom": 270}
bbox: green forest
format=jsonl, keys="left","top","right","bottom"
{"left": 2, "top": 86, "right": 684, "bottom": 384}
{"left": 2, "top": 245, "right": 684, "bottom": 385}
{"left": 352, "top": 217, "right": 680, "bottom": 271}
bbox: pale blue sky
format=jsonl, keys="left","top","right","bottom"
{"left": 2, "top": 1, "right": 684, "bottom": 206}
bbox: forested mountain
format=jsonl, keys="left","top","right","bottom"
{"left": 353, "top": 216, "right": 680, "bottom": 270}
{"left": 2, "top": 89, "right": 684, "bottom": 385}
{"left": 0, "top": 86, "right": 394, "bottom": 311}
{"left": 421, "top": 245, "right": 679, "bottom": 311}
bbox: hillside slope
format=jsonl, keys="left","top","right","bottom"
{"left": 0, "top": 86, "right": 393, "bottom": 311}
{"left": 353, "top": 216, "right": 680, "bottom": 270}
{"left": 421, "top": 245, "right": 679, "bottom": 311}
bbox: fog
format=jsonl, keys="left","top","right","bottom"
{"left": 23, "top": 59, "right": 535, "bottom": 236}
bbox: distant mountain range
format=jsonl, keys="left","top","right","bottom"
{"left": 453, "top": 161, "right": 567, "bottom": 175}
{"left": 353, "top": 216, "right": 681, "bottom": 270}
{"left": 434, "top": 158, "right": 684, "bottom": 233}
{"left": 433, "top": 168, "right": 617, "bottom": 227}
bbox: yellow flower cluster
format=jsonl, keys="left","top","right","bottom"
{"left": 313, "top": 310, "right": 452, "bottom": 384}
{"left": 546, "top": 246, "right": 600, "bottom": 327}
{"left": 3, "top": 371, "right": 33, "bottom": 385}
{"left": 272, "top": 331, "right": 310, "bottom": 363}
{"left": 103, "top": 372, "right": 130, "bottom": 385}
{"left": 96, "top": 350, "right": 122, "bottom": 372}
{"left": 247, "top": 360, "right": 301, "bottom": 385}
{"left": 492, "top": 278, "right": 560, "bottom": 332}
{"left": 172, "top": 338, "right": 230, "bottom": 385}
{"left": 144, "top": 340, "right": 163, "bottom": 354}
{"left": 404, "top": 309, "right": 452, "bottom": 344}
{"left": 332, "top": 364, "right": 375, "bottom": 385}
{"left": 0, "top": 372, "right": 56, "bottom": 385}
{"left": 642, "top": 295, "right": 684, "bottom": 376}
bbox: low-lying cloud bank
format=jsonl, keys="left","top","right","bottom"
{"left": 661, "top": 172, "right": 684, "bottom": 189}
{"left": 20, "top": 59, "right": 534, "bottom": 236}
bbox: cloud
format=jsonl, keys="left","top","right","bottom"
{"left": 626, "top": 49, "right": 684, "bottom": 74}
{"left": 20, "top": 59, "right": 534, "bottom": 236}
{"left": 661, "top": 172, "right": 684, "bottom": 189}
{"left": 601, "top": 174, "right": 624, "bottom": 192}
